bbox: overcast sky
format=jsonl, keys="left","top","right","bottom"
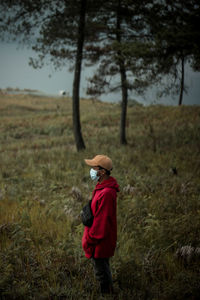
{"left": 0, "top": 42, "right": 200, "bottom": 106}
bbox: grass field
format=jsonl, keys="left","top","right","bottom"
{"left": 0, "top": 94, "right": 200, "bottom": 299}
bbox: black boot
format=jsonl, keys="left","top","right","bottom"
{"left": 100, "top": 283, "right": 114, "bottom": 295}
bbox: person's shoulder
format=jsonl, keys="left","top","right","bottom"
{"left": 103, "top": 186, "right": 114, "bottom": 192}
{"left": 101, "top": 187, "right": 116, "bottom": 198}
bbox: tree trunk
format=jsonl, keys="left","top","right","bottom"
{"left": 178, "top": 56, "right": 184, "bottom": 106}
{"left": 117, "top": 0, "right": 128, "bottom": 145}
{"left": 72, "top": 0, "right": 86, "bottom": 151}
{"left": 120, "top": 66, "right": 128, "bottom": 145}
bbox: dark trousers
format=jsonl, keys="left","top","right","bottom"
{"left": 91, "top": 257, "right": 113, "bottom": 293}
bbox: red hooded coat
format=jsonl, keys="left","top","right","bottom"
{"left": 82, "top": 176, "right": 119, "bottom": 258}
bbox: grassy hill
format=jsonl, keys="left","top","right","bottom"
{"left": 0, "top": 94, "right": 199, "bottom": 299}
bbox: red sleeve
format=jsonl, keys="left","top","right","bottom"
{"left": 86, "top": 189, "right": 115, "bottom": 245}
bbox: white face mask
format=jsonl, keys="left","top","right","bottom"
{"left": 90, "top": 168, "right": 100, "bottom": 181}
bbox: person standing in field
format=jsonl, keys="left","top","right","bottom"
{"left": 82, "top": 155, "right": 119, "bottom": 295}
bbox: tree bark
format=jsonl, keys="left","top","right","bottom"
{"left": 72, "top": 0, "right": 86, "bottom": 151}
{"left": 178, "top": 56, "right": 184, "bottom": 106}
{"left": 117, "top": 0, "right": 128, "bottom": 145}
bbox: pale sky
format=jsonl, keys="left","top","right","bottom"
{"left": 0, "top": 42, "right": 200, "bottom": 105}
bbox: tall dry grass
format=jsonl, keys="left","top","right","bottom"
{"left": 0, "top": 94, "right": 200, "bottom": 299}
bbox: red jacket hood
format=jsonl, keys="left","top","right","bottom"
{"left": 95, "top": 176, "right": 120, "bottom": 192}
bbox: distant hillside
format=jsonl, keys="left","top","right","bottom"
{"left": 0, "top": 87, "right": 40, "bottom": 93}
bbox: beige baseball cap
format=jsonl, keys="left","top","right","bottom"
{"left": 84, "top": 155, "right": 113, "bottom": 171}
